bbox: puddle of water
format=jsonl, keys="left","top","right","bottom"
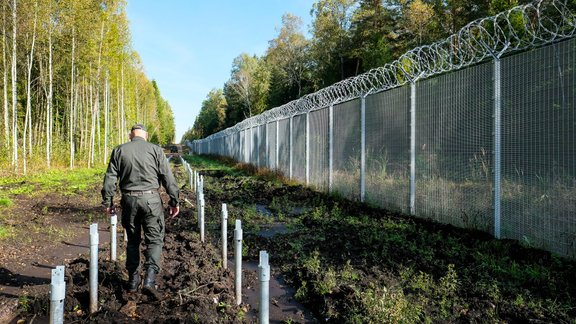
{"left": 236, "top": 260, "right": 316, "bottom": 323}
{"left": 256, "top": 204, "right": 274, "bottom": 217}
{"left": 258, "top": 223, "right": 291, "bottom": 238}
{"left": 254, "top": 204, "right": 294, "bottom": 238}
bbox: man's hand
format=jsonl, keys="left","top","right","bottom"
{"left": 169, "top": 206, "right": 180, "bottom": 218}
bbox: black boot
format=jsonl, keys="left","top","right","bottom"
{"left": 127, "top": 272, "right": 140, "bottom": 292}
{"left": 142, "top": 268, "right": 161, "bottom": 300}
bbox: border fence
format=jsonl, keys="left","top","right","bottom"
{"left": 189, "top": 0, "right": 576, "bottom": 258}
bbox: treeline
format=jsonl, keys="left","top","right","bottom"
{"left": 183, "top": 0, "right": 533, "bottom": 142}
{"left": 0, "top": 0, "right": 175, "bottom": 175}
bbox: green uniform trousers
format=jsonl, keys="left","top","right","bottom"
{"left": 120, "top": 192, "right": 165, "bottom": 274}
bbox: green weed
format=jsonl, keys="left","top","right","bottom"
{"left": 0, "top": 225, "right": 14, "bottom": 239}
{"left": 0, "top": 197, "right": 12, "bottom": 207}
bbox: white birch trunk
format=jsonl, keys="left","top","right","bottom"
{"left": 69, "top": 30, "right": 75, "bottom": 169}
{"left": 11, "top": 0, "right": 18, "bottom": 170}
{"left": 23, "top": 1, "right": 38, "bottom": 175}
{"left": 2, "top": 7, "right": 8, "bottom": 151}
{"left": 46, "top": 14, "right": 54, "bottom": 168}
{"left": 121, "top": 64, "right": 125, "bottom": 143}
{"left": 104, "top": 72, "right": 109, "bottom": 163}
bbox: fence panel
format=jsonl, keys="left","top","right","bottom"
{"left": 365, "top": 87, "right": 411, "bottom": 213}
{"left": 258, "top": 124, "right": 267, "bottom": 168}
{"left": 278, "top": 119, "right": 290, "bottom": 176}
{"left": 501, "top": 38, "right": 576, "bottom": 257}
{"left": 292, "top": 114, "right": 307, "bottom": 182}
{"left": 266, "top": 122, "right": 277, "bottom": 170}
{"left": 415, "top": 63, "right": 494, "bottom": 231}
{"left": 333, "top": 99, "right": 361, "bottom": 200}
{"left": 309, "top": 107, "right": 329, "bottom": 191}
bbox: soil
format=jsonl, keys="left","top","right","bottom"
{"left": 1, "top": 152, "right": 575, "bottom": 323}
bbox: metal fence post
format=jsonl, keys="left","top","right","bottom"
{"left": 234, "top": 219, "right": 243, "bottom": 305}
{"left": 110, "top": 213, "right": 117, "bottom": 261}
{"left": 493, "top": 58, "right": 502, "bottom": 239}
{"left": 200, "top": 196, "right": 205, "bottom": 243}
{"left": 306, "top": 112, "right": 310, "bottom": 185}
{"left": 360, "top": 95, "right": 366, "bottom": 202}
{"left": 50, "top": 265, "right": 65, "bottom": 324}
{"left": 329, "top": 105, "right": 334, "bottom": 193}
{"left": 275, "top": 120, "right": 279, "bottom": 170}
{"left": 258, "top": 251, "right": 270, "bottom": 324}
{"left": 265, "top": 122, "right": 269, "bottom": 169}
{"left": 89, "top": 223, "right": 99, "bottom": 314}
{"left": 410, "top": 82, "right": 417, "bottom": 215}
{"left": 222, "top": 204, "right": 228, "bottom": 269}
{"left": 252, "top": 126, "right": 260, "bottom": 168}
{"left": 289, "top": 116, "right": 293, "bottom": 180}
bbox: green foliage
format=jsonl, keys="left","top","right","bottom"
{"left": 0, "top": 197, "right": 13, "bottom": 207}
{"left": 0, "top": 225, "right": 14, "bottom": 239}
{"left": 188, "top": 89, "right": 227, "bottom": 139}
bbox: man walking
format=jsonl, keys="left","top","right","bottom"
{"left": 101, "top": 123, "right": 180, "bottom": 296}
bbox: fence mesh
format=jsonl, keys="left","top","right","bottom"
{"left": 501, "top": 37, "right": 576, "bottom": 257}
{"left": 365, "top": 87, "right": 411, "bottom": 214}
{"left": 258, "top": 125, "right": 266, "bottom": 168}
{"left": 416, "top": 63, "right": 494, "bottom": 231}
{"left": 333, "top": 99, "right": 361, "bottom": 200}
{"left": 266, "top": 122, "right": 277, "bottom": 170}
{"left": 277, "top": 119, "right": 290, "bottom": 176}
{"left": 292, "top": 115, "right": 307, "bottom": 182}
{"left": 309, "top": 108, "right": 329, "bottom": 191}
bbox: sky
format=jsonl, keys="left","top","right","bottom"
{"left": 125, "top": 0, "right": 315, "bottom": 142}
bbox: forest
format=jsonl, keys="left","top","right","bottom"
{"left": 182, "top": 0, "right": 542, "bottom": 142}
{"left": 0, "top": 0, "right": 176, "bottom": 175}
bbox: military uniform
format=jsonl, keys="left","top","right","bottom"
{"left": 101, "top": 134, "right": 179, "bottom": 277}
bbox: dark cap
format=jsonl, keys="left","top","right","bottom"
{"left": 131, "top": 123, "right": 147, "bottom": 132}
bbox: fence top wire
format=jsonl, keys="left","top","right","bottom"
{"left": 194, "top": 0, "right": 575, "bottom": 144}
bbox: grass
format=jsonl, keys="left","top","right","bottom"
{"left": 0, "top": 167, "right": 105, "bottom": 197}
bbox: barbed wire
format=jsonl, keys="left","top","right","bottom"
{"left": 195, "top": 0, "right": 575, "bottom": 143}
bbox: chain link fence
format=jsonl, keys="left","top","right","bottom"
{"left": 189, "top": 0, "right": 576, "bottom": 258}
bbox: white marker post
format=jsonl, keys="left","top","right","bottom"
{"left": 50, "top": 265, "right": 65, "bottom": 324}
{"left": 110, "top": 213, "right": 117, "bottom": 261}
{"left": 258, "top": 251, "right": 270, "bottom": 324}
{"left": 200, "top": 196, "right": 205, "bottom": 243}
{"left": 222, "top": 204, "right": 228, "bottom": 269}
{"left": 234, "top": 219, "right": 243, "bottom": 305}
{"left": 89, "top": 223, "right": 99, "bottom": 314}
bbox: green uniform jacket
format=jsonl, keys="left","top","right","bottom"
{"left": 101, "top": 136, "right": 180, "bottom": 208}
